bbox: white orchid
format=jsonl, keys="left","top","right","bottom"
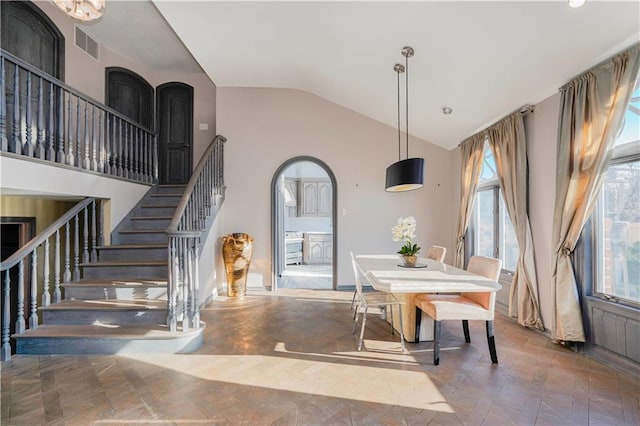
{"left": 391, "top": 216, "right": 421, "bottom": 255}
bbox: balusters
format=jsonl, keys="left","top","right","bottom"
{"left": 91, "top": 200, "right": 98, "bottom": 261}
{"left": 15, "top": 260, "right": 25, "bottom": 334}
{"left": 29, "top": 250, "right": 38, "bottom": 329}
{"left": 97, "top": 199, "right": 104, "bottom": 248}
{"left": 167, "top": 238, "right": 177, "bottom": 332}
{"left": 117, "top": 118, "right": 123, "bottom": 176}
{"left": 66, "top": 95, "right": 74, "bottom": 165}
{"left": 36, "top": 76, "right": 45, "bottom": 159}
{"left": 43, "top": 239, "right": 50, "bottom": 306}
{"left": 54, "top": 229, "right": 62, "bottom": 303}
{"left": 23, "top": 71, "right": 33, "bottom": 156}
{"left": 74, "top": 214, "right": 80, "bottom": 280}
{"left": 63, "top": 222, "right": 71, "bottom": 282}
{"left": 153, "top": 135, "right": 158, "bottom": 182}
{"left": 75, "top": 96, "right": 81, "bottom": 167}
{"left": 57, "top": 87, "right": 65, "bottom": 163}
{"left": 83, "top": 206, "right": 89, "bottom": 263}
{"left": 184, "top": 238, "right": 192, "bottom": 331}
{"left": 133, "top": 127, "right": 139, "bottom": 180}
{"left": 104, "top": 113, "right": 111, "bottom": 174}
{"left": 0, "top": 56, "right": 7, "bottom": 151}
{"left": 83, "top": 100, "right": 90, "bottom": 169}
{"left": 124, "top": 123, "right": 130, "bottom": 179}
{"left": 192, "top": 240, "right": 200, "bottom": 327}
{"left": 97, "top": 110, "right": 104, "bottom": 172}
{"left": 10, "top": 63, "right": 20, "bottom": 153}
{"left": 91, "top": 105, "right": 98, "bottom": 170}
{"left": 2, "top": 270, "right": 10, "bottom": 361}
{"left": 47, "top": 82, "right": 55, "bottom": 160}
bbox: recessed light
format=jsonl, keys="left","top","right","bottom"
{"left": 442, "top": 107, "right": 453, "bottom": 115}
{"left": 568, "top": 0, "right": 586, "bottom": 8}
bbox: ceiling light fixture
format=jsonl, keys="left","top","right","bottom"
{"left": 54, "top": 0, "right": 105, "bottom": 22}
{"left": 442, "top": 107, "right": 453, "bottom": 115}
{"left": 385, "top": 46, "right": 425, "bottom": 192}
{"left": 568, "top": 0, "right": 586, "bottom": 8}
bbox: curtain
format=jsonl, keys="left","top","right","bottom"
{"left": 454, "top": 133, "right": 485, "bottom": 269}
{"left": 551, "top": 44, "right": 640, "bottom": 342}
{"left": 488, "top": 113, "right": 544, "bottom": 330}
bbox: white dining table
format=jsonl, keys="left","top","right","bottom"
{"left": 354, "top": 254, "right": 501, "bottom": 342}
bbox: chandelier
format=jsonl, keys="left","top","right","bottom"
{"left": 54, "top": 0, "right": 105, "bottom": 22}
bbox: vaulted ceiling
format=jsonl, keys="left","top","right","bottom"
{"left": 83, "top": 1, "right": 640, "bottom": 150}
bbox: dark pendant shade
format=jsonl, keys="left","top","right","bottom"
{"left": 385, "top": 157, "right": 424, "bottom": 192}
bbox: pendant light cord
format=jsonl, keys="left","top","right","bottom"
{"left": 397, "top": 67, "right": 401, "bottom": 161}
{"left": 405, "top": 53, "right": 409, "bottom": 159}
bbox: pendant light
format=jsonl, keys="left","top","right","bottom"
{"left": 54, "top": 0, "right": 105, "bottom": 22}
{"left": 385, "top": 46, "right": 425, "bottom": 192}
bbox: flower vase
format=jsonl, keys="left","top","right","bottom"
{"left": 402, "top": 255, "right": 417, "bottom": 267}
{"left": 222, "top": 233, "right": 254, "bottom": 297}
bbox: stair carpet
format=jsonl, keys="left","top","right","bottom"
{"left": 14, "top": 185, "right": 205, "bottom": 355}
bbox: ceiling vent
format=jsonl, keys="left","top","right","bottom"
{"left": 75, "top": 26, "right": 99, "bottom": 60}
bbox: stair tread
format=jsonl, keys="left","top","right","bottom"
{"left": 150, "top": 194, "right": 182, "bottom": 197}
{"left": 80, "top": 260, "right": 167, "bottom": 266}
{"left": 63, "top": 278, "right": 167, "bottom": 287}
{"left": 119, "top": 229, "right": 167, "bottom": 234}
{"left": 141, "top": 204, "right": 178, "bottom": 208}
{"left": 41, "top": 299, "right": 166, "bottom": 310}
{"left": 97, "top": 244, "right": 166, "bottom": 250}
{"left": 130, "top": 216, "right": 173, "bottom": 220}
{"left": 14, "top": 324, "right": 201, "bottom": 339}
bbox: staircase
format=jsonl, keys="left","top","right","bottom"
{"left": 13, "top": 185, "right": 205, "bottom": 355}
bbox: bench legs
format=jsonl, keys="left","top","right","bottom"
{"left": 433, "top": 320, "right": 441, "bottom": 365}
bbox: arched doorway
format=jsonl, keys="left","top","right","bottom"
{"left": 271, "top": 157, "right": 337, "bottom": 291}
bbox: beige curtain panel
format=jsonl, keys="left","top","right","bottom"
{"left": 454, "top": 133, "right": 485, "bottom": 269}
{"left": 488, "top": 113, "right": 544, "bottom": 330}
{"left": 551, "top": 44, "right": 640, "bottom": 342}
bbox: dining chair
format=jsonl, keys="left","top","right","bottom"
{"left": 426, "top": 245, "right": 446, "bottom": 262}
{"left": 350, "top": 252, "right": 405, "bottom": 351}
{"left": 414, "top": 255, "right": 502, "bottom": 365}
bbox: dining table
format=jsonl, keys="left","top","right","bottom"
{"left": 354, "top": 254, "right": 502, "bottom": 343}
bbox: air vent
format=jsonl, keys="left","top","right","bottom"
{"left": 75, "top": 26, "right": 99, "bottom": 60}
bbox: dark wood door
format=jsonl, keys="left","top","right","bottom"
{"left": 157, "top": 82, "right": 193, "bottom": 185}
{"left": 105, "top": 67, "right": 154, "bottom": 129}
{"left": 0, "top": 1, "right": 65, "bottom": 79}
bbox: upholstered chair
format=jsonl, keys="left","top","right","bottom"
{"left": 414, "top": 255, "right": 502, "bottom": 365}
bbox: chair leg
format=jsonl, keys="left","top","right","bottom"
{"left": 433, "top": 320, "right": 441, "bottom": 365}
{"left": 352, "top": 310, "right": 359, "bottom": 335}
{"left": 358, "top": 307, "right": 368, "bottom": 351}
{"left": 486, "top": 320, "right": 498, "bottom": 363}
{"left": 414, "top": 306, "right": 422, "bottom": 344}
{"left": 462, "top": 320, "right": 471, "bottom": 343}
{"left": 350, "top": 289, "right": 357, "bottom": 311}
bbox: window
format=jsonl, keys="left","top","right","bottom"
{"left": 590, "top": 81, "right": 640, "bottom": 305}
{"left": 469, "top": 141, "right": 518, "bottom": 272}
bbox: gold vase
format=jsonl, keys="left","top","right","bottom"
{"left": 222, "top": 233, "right": 254, "bottom": 297}
{"left": 402, "top": 254, "right": 417, "bottom": 267}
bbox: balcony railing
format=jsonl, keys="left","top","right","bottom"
{"left": 0, "top": 49, "right": 157, "bottom": 184}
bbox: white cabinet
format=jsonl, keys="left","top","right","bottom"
{"left": 303, "top": 233, "right": 333, "bottom": 264}
{"left": 299, "top": 179, "right": 331, "bottom": 217}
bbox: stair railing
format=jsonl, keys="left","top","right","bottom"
{"left": 0, "top": 49, "right": 157, "bottom": 184}
{"left": 166, "top": 135, "right": 226, "bottom": 332}
{"left": 0, "top": 197, "right": 103, "bottom": 361}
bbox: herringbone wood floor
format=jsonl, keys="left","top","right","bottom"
{"left": 1, "top": 288, "right": 638, "bottom": 425}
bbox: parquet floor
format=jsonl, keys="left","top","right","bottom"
{"left": 1, "top": 288, "right": 639, "bottom": 425}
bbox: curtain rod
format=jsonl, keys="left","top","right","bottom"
{"left": 458, "top": 104, "right": 534, "bottom": 147}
